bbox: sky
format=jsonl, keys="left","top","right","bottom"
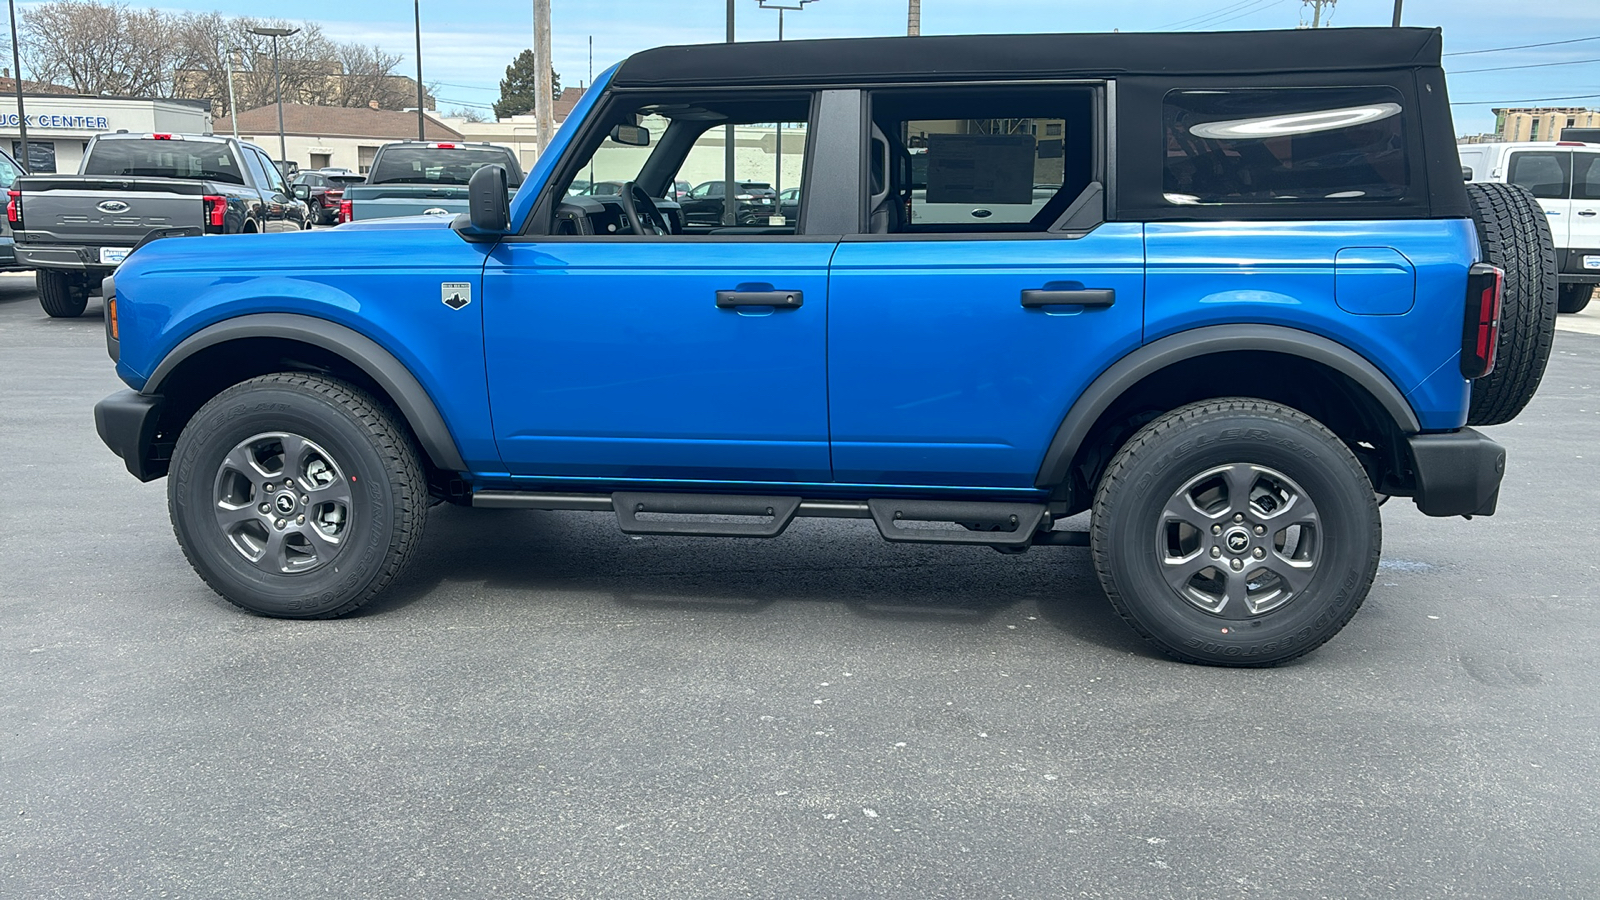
{"left": 20, "top": 0, "right": 1600, "bottom": 134}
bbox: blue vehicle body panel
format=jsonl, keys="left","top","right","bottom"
{"left": 111, "top": 222, "right": 503, "bottom": 468}
{"left": 1143, "top": 219, "right": 1477, "bottom": 431}
{"left": 482, "top": 240, "right": 837, "bottom": 482}
{"left": 827, "top": 225, "right": 1147, "bottom": 488}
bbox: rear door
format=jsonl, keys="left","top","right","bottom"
{"left": 1569, "top": 150, "right": 1600, "bottom": 269}
{"left": 826, "top": 84, "right": 1144, "bottom": 490}
{"left": 1506, "top": 148, "right": 1573, "bottom": 250}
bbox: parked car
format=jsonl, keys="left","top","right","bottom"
{"left": 777, "top": 187, "right": 800, "bottom": 222}
{"left": 292, "top": 170, "right": 366, "bottom": 225}
{"left": 679, "top": 180, "right": 779, "bottom": 225}
{"left": 1458, "top": 140, "right": 1599, "bottom": 313}
{"left": 94, "top": 28, "right": 1552, "bottom": 667}
{"left": 338, "top": 141, "right": 521, "bottom": 223}
{"left": 0, "top": 145, "right": 25, "bottom": 270}
{"left": 12, "top": 132, "right": 312, "bottom": 318}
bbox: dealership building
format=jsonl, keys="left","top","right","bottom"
{"left": 0, "top": 93, "right": 213, "bottom": 173}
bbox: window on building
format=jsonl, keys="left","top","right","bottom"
{"left": 1531, "top": 119, "right": 1541, "bottom": 141}
{"left": 309, "top": 152, "right": 331, "bottom": 170}
{"left": 1163, "top": 87, "right": 1408, "bottom": 205}
{"left": 357, "top": 146, "right": 378, "bottom": 175}
{"left": 12, "top": 141, "right": 56, "bottom": 174}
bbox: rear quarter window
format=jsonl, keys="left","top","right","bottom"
{"left": 1162, "top": 87, "right": 1408, "bottom": 206}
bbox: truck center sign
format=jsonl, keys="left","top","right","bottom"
{"left": 0, "top": 113, "right": 113, "bottom": 130}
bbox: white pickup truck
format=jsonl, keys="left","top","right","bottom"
{"left": 1459, "top": 140, "right": 1600, "bottom": 313}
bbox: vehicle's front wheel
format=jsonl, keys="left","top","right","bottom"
{"left": 1558, "top": 284, "right": 1592, "bottom": 314}
{"left": 1091, "top": 399, "right": 1380, "bottom": 667}
{"left": 168, "top": 373, "right": 428, "bottom": 618}
{"left": 37, "top": 269, "right": 88, "bottom": 318}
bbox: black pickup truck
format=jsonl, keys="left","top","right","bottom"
{"left": 11, "top": 132, "right": 312, "bottom": 318}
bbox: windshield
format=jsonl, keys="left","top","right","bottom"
{"left": 367, "top": 147, "right": 520, "bottom": 186}
{"left": 82, "top": 139, "right": 245, "bottom": 185}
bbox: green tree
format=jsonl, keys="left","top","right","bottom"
{"left": 493, "top": 49, "right": 560, "bottom": 120}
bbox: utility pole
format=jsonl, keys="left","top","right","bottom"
{"left": 908, "top": 0, "right": 920, "bottom": 36}
{"left": 225, "top": 47, "right": 241, "bottom": 140}
{"left": 723, "top": 0, "right": 736, "bottom": 225}
{"left": 1302, "top": 0, "right": 1335, "bottom": 28}
{"left": 533, "top": 0, "right": 554, "bottom": 157}
{"left": 414, "top": 0, "right": 426, "bottom": 140}
{"left": 1392, "top": 0, "right": 1403, "bottom": 27}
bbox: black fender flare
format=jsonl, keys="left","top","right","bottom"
{"left": 144, "top": 312, "right": 468, "bottom": 472}
{"left": 1033, "top": 324, "right": 1423, "bottom": 489}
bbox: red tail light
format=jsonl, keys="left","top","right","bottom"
{"left": 324, "top": 189, "right": 342, "bottom": 207}
{"left": 151, "top": 133, "right": 172, "bottom": 140}
{"left": 1461, "top": 262, "right": 1504, "bottom": 379}
{"left": 6, "top": 189, "right": 19, "bottom": 224}
{"left": 202, "top": 195, "right": 226, "bottom": 229}
{"left": 338, "top": 199, "right": 353, "bottom": 224}
{"left": 431, "top": 142, "right": 457, "bottom": 149}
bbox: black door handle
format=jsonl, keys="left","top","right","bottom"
{"left": 1021, "top": 288, "right": 1115, "bottom": 309}
{"left": 1580, "top": 210, "right": 1598, "bottom": 217}
{"left": 716, "top": 290, "right": 803, "bottom": 309}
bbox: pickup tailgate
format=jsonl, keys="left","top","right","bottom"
{"left": 15, "top": 177, "right": 208, "bottom": 246}
{"left": 345, "top": 184, "right": 471, "bottom": 221}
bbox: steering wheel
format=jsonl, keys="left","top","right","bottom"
{"left": 618, "top": 181, "right": 672, "bottom": 236}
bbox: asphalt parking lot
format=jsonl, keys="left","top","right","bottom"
{"left": 2, "top": 273, "right": 1597, "bottom": 899}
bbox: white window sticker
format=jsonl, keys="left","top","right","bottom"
{"left": 99, "top": 247, "right": 132, "bottom": 266}
{"left": 441, "top": 282, "right": 472, "bottom": 310}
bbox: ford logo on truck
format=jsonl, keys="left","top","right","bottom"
{"left": 97, "top": 200, "right": 131, "bottom": 214}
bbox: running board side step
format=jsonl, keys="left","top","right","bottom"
{"left": 471, "top": 490, "right": 1081, "bottom": 546}
{"left": 868, "top": 499, "right": 1045, "bottom": 547}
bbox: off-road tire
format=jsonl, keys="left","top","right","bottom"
{"left": 1558, "top": 284, "right": 1592, "bottom": 314}
{"left": 1091, "top": 399, "right": 1381, "bottom": 667}
{"left": 1464, "top": 182, "right": 1558, "bottom": 426}
{"left": 168, "top": 373, "right": 428, "bottom": 618}
{"left": 37, "top": 269, "right": 88, "bottom": 318}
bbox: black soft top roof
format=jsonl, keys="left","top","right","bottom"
{"left": 612, "top": 27, "right": 1443, "bottom": 89}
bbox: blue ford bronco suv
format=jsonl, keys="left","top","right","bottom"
{"left": 92, "top": 28, "right": 1557, "bottom": 666}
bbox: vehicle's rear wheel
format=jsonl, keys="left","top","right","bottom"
{"left": 168, "top": 373, "right": 428, "bottom": 618}
{"left": 1464, "top": 182, "right": 1558, "bottom": 426}
{"left": 1091, "top": 399, "right": 1380, "bottom": 667}
{"left": 37, "top": 269, "right": 88, "bottom": 318}
{"left": 1558, "top": 284, "right": 1592, "bottom": 314}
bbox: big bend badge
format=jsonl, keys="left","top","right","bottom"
{"left": 441, "top": 282, "right": 471, "bottom": 310}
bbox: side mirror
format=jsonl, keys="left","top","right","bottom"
{"left": 456, "top": 163, "right": 509, "bottom": 239}
{"left": 292, "top": 184, "right": 311, "bottom": 201}
{"left": 609, "top": 124, "right": 650, "bottom": 147}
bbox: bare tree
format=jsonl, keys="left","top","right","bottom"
{"left": 443, "top": 106, "right": 488, "bottom": 124}
{"left": 22, "top": 1, "right": 177, "bottom": 97}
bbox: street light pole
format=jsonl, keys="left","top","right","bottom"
{"left": 723, "top": 0, "right": 736, "bottom": 225}
{"left": 1392, "top": 0, "right": 1403, "bottom": 26}
{"left": 756, "top": 2, "right": 818, "bottom": 211}
{"left": 249, "top": 26, "right": 298, "bottom": 171}
{"left": 8, "top": 0, "right": 29, "bottom": 168}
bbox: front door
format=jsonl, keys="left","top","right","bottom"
{"left": 1570, "top": 151, "right": 1600, "bottom": 265}
{"left": 482, "top": 88, "right": 831, "bottom": 486}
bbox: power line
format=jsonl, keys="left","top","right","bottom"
{"left": 1200, "top": 0, "right": 1291, "bottom": 29}
{"left": 1445, "top": 35, "right": 1600, "bottom": 57}
{"left": 1157, "top": 0, "right": 1262, "bottom": 30}
{"left": 1451, "top": 56, "right": 1600, "bottom": 75}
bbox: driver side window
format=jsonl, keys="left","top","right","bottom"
{"left": 551, "top": 92, "right": 812, "bottom": 237}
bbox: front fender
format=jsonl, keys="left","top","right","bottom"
{"left": 145, "top": 313, "right": 468, "bottom": 472}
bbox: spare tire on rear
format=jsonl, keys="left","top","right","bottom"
{"left": 1464, "top": 182, "right": 1558, "bottom": 426}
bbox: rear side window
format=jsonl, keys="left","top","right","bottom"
{"left": 368, "top": 147, "right": 521, "bottom": 186}
{"left": 1510, "top": 151, "right": 1573, "bottom": 200}
{"left": 84, "top": 139, "right": 245, "bottom": 185}
{"left": 1574, "top": 153, "right": 1600, "bottom": 202}
{"left": 1163, "top": 87, "right": 1408, "bottom": 205}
